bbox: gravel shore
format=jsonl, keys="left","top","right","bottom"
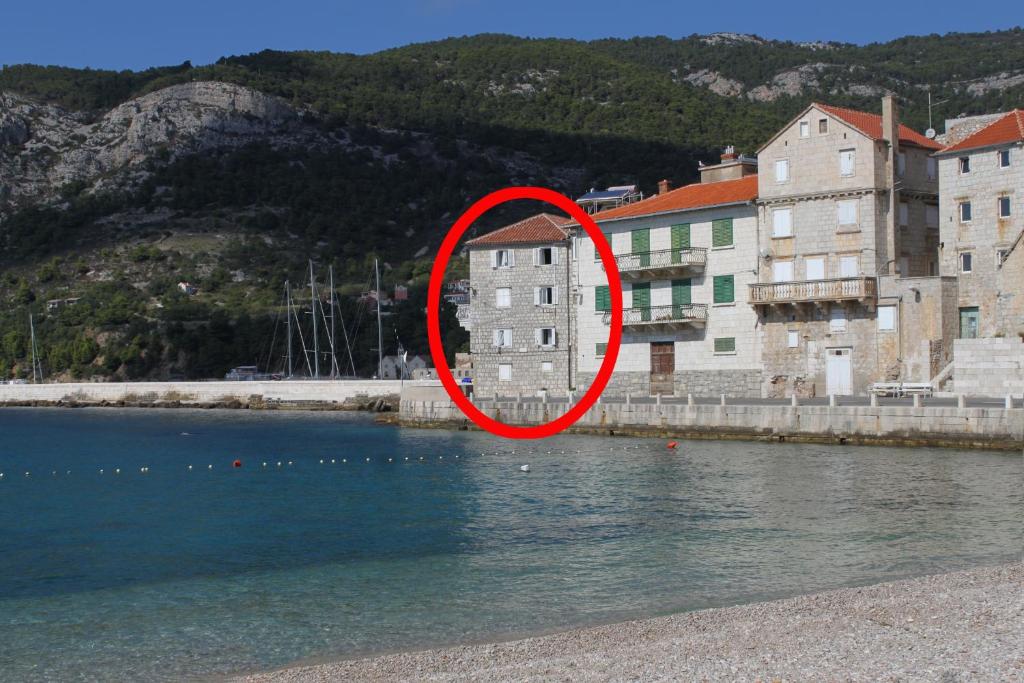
{"left": 235, "top": 563, "right": 1023, "bottom": 682}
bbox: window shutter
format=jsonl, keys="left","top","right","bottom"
{"left": 493, "top": 329, "right": 500, "bottom": 346}
{"left": 671, "top": 278, "right": 691, "bottom": 306}
{"left": 551, "top": 330, "right": 557, "bottom": 346}
{"left": 534, "top": 329, "right": 542, "bottom": 346}
{"left": 595, "top": 285, "right": 610, "bottom": 311}
{"left": 714, "top": 337, "right": 736, "bottom": 353}
{"left": 713, "top": 275, "right": 735, "bottom": 304}
{"left": 508, "top": 250, "right": 515, "bottom": 267}
{"left": 552, "top": 287, "right": 559, "bottom": 305}
{"left": 533, "top": 287, "right": 540, "bottom": 305}
{"left": 631, "top": 282, "right": 651, "bottom": 310}
{"left": 595, "top": 342, "right": 607, "bottom": 357}
{"left": 490, "top": 250, "right": 497, "bottom": 268}
{"left": 712, "top": 218, "right": 733, "bottom": 247}
{"left": 532, "top": 248, "right": 539, "bottom": 266}
{"left": 671, "top": 224, "right": 690, "bottom": 263}
{"left": 552, "top": 248, "right": 559, "bottom": 265}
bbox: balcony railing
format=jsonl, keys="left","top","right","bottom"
{"left": 602, "top": 304, "right": 708, "bottom": 328}
{"left": 610, "top": 248, "right": 707, "bottom": 279}
{"left": 748, "top": 277, "right": 877, "bottom": 306}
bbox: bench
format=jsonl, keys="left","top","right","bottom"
{"left": 870, "top": 382, "right": 902, "bottom": 397}
{"left": 900, "top": 382, "right": 934, "bottom": 397}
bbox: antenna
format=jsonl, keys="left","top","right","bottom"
{"left": 927, "top": 91, "right": 949, "bottom": 135}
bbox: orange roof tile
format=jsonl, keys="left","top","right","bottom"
{"left": 572, "top": 175, "right": 758, "bottom": 224}
{"left": 466, "top": 213, "right": 571, "bottom": 246}
{"left": 939, "top": 109, "right": 1024, "bottom": 154}
{"left": 815, "top": 103, "right": 943, "bottom": 150}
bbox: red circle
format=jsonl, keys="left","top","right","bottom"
{"left": 427, "top": 186, "right": 622, "bottom": 439}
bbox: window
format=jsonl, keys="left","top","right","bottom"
{"left": 878, "top": 306, "right": 896, "bottom": 331}
{"left": 830, "top": 308, "right": 847, "bottom": 333}
{"left": 959, "top": 201, "right": 972, "bottom": 223}
{"left": 714, "top": 337, "right": 736, "bottom": 354}
{"left": 839, "top": 149, "right": 855, "bottom": 177}
{"left": 772, "top": 260, "right": 794, "bottom": 282}
{"left": 495, "top": 287, "right": 511, "bottom": 308}
{"left": 899, "top": 256, "right": 910, "bottom": 276}
{"left": 960, "top": 252, "right": 973, "bottom": 273}
{"left": 711, "top": 218, "right": 733, "bottom": 248}
{"left": 713, "top": 274, "right": 735, "bottom": 304}
{"left": 595, "top": 342, "right": 607, "bottom": 357}
{"left": 534, "top": 247, "right": 557, "bottom": 265}
{"left": 926, "top": 205, "right": 939, "bottom": 228}
{"left": 899, "top": 201, "right": 909, "bottom": 227}
{"left": 837, "top": 199, "right": 858, "bottom": 227}
{"left": 998, "top": 196, "right": 1011, "bottom": 218}
{"left": 541, "top": 361, "right": 553, "bottom": 373}
{"left": 805, "top": 256, "right": 825, "bottom": 280}
{"left": 799, "top": 120, "right": 810, "bottom": 138}
{"left": 536, "top": 327, "right": 557, "bottom": 347}
{"left": 491, "top": 249, "right": 514, "bottom": 268}
{"left": 787, "top": 330, "right": 799, "bottom": 348}
{"left": 671, "top": 278, "right": 691, "bottom": 306}
{"left": 772, "top": 207, "right": 793, "bottom": 237}
{"left": 839, "top": 255, "right": 859, "bottom": 277}
{"left": 534, "top": 286, "right": 558, "bottom": 306}
{"left": 594, "top": 285, "right": 611, "bottom": 312}
{"left": 997, "top": 249, "right": 1009, "bottom": 267}
{"left": 926, "top": 157, "right": 937, "bottom": 180}
{"left": 498, "top": 364, "right": 512, "bottom": 381}
{"left": 959, "top": 157, "right": 970, "bottom": 174}
{"left": 593, "top": 233, "right": 610, "bottom": 260}
{"left": 492, "top": 328, "right": 512, "bottom": 347}
{"left": 775, "top": 159, "right": 790, "bottom": 183}
{"left": 670, "top": 223, "right": 691, "bottom": 263}
{"left": 818, "top": 118, "right": 828, "bottom": 134}
{"left": 998, "top": 149, "right": 1011, "bottom": 168}
{"left": 897, "top": 152, "right": 906, "bottom": 177}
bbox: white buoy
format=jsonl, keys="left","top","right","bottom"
{"left": 287, "top": 461, "right": 293, "bottom": 466}
{"left": 99, "top": 469, "right": 104, "bottom": 474}
{"left": 52, "top": 470, "right": 57, "bottom": 476}
{"left": 388, "top": 458, "right": 393, "bottom": 462}
{"left": 115, "top": 468, "right": 120, "bottom": 474}
{"left": 366, "top": 458, "right": 370, "bottom": 462}
{"left": 319, "top": 459, "right": 324, "bottom": 464}
{"left": 25, "top": 471, "right": 30, "bottom": 477}
{"left": 331, "top": 459, "right": 336, "bottom": 464}
{"left": 342, "top": 459, "right": 347, "bottom": 463}
{"left": 188, "top": 465, "right": 193, "bottom": 470}
{"left": 404, "top": 457, "right": 409, "bottom": 461}
{"left": 207, "top": 465, "right": 212, "bottom": 470}
{"left": 520, "top": 464, "right": 530, "bottom": 472}
{"left": 277, "top": 461, "right": 282, "bottom": 467}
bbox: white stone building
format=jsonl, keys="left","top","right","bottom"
{"left": 572, "top": 155, "right": 763, "bottom": 396}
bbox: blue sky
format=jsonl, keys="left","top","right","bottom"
{"left": 3, "top": 0, "right": 1019, "bottom": 71}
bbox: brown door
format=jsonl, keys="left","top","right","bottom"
{"left": 650, "top": 342, "right": 675, "bottom": 396}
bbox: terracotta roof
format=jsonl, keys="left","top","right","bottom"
{"left": 466, "top": 213, "right": 570, "bottom": 246}
{"left": 570, "top": 175, "right": 758, "bottom": 224}
{"left": 815, "top": 103, "right": 943, "bottom": 150}
{"left": 939, "top": 109, "right": 1024, "bottom": 154}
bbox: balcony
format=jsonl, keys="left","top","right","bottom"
{"left": 609, "top": 248, "right": 707, "bottom": 280}
{"left": 603, "top": 304, "right": 708, "bottom": 329}
{"left": 748, "top": 277, "right": 877, "bottom": 308}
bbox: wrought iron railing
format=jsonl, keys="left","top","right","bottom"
{"left": 612, "top": 248, "right": 707, "bottom": 274}
{"left": 603, "top": 304, "right": 708, "bottom": 326}
{"left": 748, "top": 277, "right": 876, "bottom": 304}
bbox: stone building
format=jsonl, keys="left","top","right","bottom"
{"left": 573, "top": 155, "right": 762, "bottom": 396}
{"left": 935, "top": 109, "right": 1024, "bottom": 339}
{"left": 460, "top": 213, "right": 573, "bottom": 397}
{"left": 752, "top": 97, "right": 954, "bottom": 396}
{"left": 380, "top": 353, "right": 429, "bottom": 379}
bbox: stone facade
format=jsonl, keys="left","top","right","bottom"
{"left": 464, "top": 240, "right": 573, "bottom": 397}
{"left": 952, "top": 337, "right": 1024, "bottom": 397}
{"left": 995, "top": 236, "right": 1024, "bottom": 339}
{"left": 936, "top": 135, "right": 1023, "bottom": 338}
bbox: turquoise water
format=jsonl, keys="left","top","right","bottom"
{"left": 0, "top": 408, "right": 1020, "bottom": 681}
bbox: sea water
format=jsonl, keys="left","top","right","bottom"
{"left": 0, "top": 408, "right": 1019, "bottom": 681}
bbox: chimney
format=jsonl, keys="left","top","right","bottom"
{"left": 881, "top": 95, "right": 901, "bottom": 276}
{"left": 699, "top": 146, "right": 757, "bottom": 183}
{"left": 881, "top": 96, "right": 899, "bottom": 150}
{"left": 657, "top": 179, "right": 673, "bottom": 195}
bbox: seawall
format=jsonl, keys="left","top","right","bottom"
{"left": 0, "top": 380, "right": 433, "bottom": 410}
{"left": 397, "top": 386, "right": 1024, "bottom": 450}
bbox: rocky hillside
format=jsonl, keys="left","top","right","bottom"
{"left": 0, "top": 29, "right": 1022, "bottom": 381}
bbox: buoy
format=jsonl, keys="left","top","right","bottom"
{"left": 52, "top": 470, "right": 57, "bottom": 476}
{"left": 667, "top": 441, "right": 678, "bottom": 449}
{"left": 366, "top": 458, "right": 370, "bottom": 462}
{"left": 319, "top": 459, "right": 324, "bottom": 464}
{"left": 287, "top": 461, "right": 293, "bottom": 466}
{"left": 188, "top": 465, "right": 193, "bottom": 470}
{"left": 277, "top": 461, "right": 282, "bottom": 467}
{"left": 233, "top": 459, "right": 242, "bottom": 468}
{"left": 99, "top": 469, "right": 104, "bottom": 474}
{"left": 331, "top": 459, "right": 336, "bottom": 464}
{"left": 207, "top": 465, "right": 212, "bottom": 470}
{"left": 342, "top": 459, "right": 347, "bottom": 463}
{"left": 388, "top": 458, "right": 393, "bottom": 462}
{"left": 115, "top": 468, "right": 120, "bottom": 474}
{"left": 520, "top": 464, "right": 530, "bottom": 472}
{"left": 404, "top": 457, "right": 409, "bottom": 461}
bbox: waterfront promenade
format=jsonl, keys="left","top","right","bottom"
{"left": 237, "top": 562, "right": 1023, "bottom": 682}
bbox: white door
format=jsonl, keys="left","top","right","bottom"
{"left": 826, "top": 348, "right": 853, "bottom": 396}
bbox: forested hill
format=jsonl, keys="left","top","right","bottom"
{"left": 1, "top": 30, "right": 1022, "bottom": 381}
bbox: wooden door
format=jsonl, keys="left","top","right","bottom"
{"left": 650, "top": 342, "right": 675, "bottom": 396}
{"left": 826, "top": 348, "right": 853, "bottom": 396}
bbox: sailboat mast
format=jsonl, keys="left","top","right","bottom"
{"left": 310, "top": 260, "right": 319, "bottom": 379}
{"left": 285, "top": 280, "right": 293, "bottom": 378}
{"left": 328, "top": 265, "right": 338, "bottom": 378}
{"left": 375, "top": 258, "right": 383, "bottom": 380}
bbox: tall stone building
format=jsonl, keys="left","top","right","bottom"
{"left": 752, "top": 97, "right": 955, "bottom": 396}
{"left": 934, "top": 109, "right": 1024, "bottom": 339}
{"left": 460, "top": 214, "right": 573, "bottom": 397}
{"left": 573, "top": 154, "right": 762, "bottom": 396}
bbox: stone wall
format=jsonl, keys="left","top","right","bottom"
{"left": 952, "top": 337, "right": 1024, "bottom": 397}
{"left": 996, "top": 237, "right": 1024, "bottom": 338}
{"left": 576, "top": 369, "right": 762, "bottom": 397}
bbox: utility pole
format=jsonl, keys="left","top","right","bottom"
{"left": 285, "top": 281, "right": 293, "bottom": 378}
{"left": 375, "top": 258, "right": 384, "bottom": 380}
{"left": 310, "top": 260, "right": 319, "bottom": 379}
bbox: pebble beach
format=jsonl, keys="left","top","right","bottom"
{"left": 236, "top": 562, "right": 1023, "bottom": 682}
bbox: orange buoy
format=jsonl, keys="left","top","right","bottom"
{"left": 233, "top": 459, "right": 242, "bottom": 468}
{"left": 667, "top": 441, "right": 678, "bottom": 449}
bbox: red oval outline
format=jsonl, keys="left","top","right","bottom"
{"left": 426, "top": 186, "right": 623, "bottom": 439}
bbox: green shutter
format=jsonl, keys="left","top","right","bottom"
{"left": 671, "top": 224, "right": 691, "bottom": 263}
{"left": 672, "top": 278, "right": 691, "bottom": 306}
{"left": 631, "top": 282, "right": 651, "bottom": 320}
{"left": 714, "top": 337, "right": 736, "bottom": 353}
{"left": 594, "top": 233, "right": 610, "bottom": 260}
{"left": 595, "top": 285, "right": 611, "bottom": 311}
{"left": 631, "top": 228, "right": 650, "bottom": 267}
{"left": 712, "top": 218, "right": 733, "bottom": 248}
{"left": 595, "top": 343, "right": 607, "bottom": 357}
{"left": 713, "top": 275, "right": 735, "bottom": 304}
